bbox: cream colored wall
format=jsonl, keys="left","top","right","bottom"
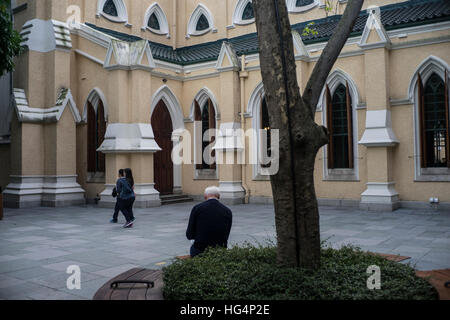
{"left": 11, "top": 0, "right": 450, "bottom": 203}
{"left": 179, "top": 76, "right": 221, "bottom": 195}
{"left": 389, "top": 41, "right": 450, "bottom": 101}
{"left": 392, "top": 105, "right": 450, "bottom": 202}
{"left": 313, "top": 108, "right": 368, "bottom": 200}
{"left": 57, "top": 107, "right": 78, "bottom": 175}
{"left": 15, "top": 0, "right": 69, "bottom": 22}
{"left": 76, "top": 123, "right": 87, "bottom": 191}
{"left": 234, "top": 35, "right": 450, "bottom": 202}
{"left": 21, "top": 123, "right": 44, "bottom": 176}
{"left": 79, "top": 0, "right": 175, "bottom": 47}
{"left": 44, "top": 107, "right": 79, "bottom": 178}
{"left": 388, "top": 42, "right": 450, "bottom": 202}
{"left": 66, "top": 0, "right": 409, "bottom": 50}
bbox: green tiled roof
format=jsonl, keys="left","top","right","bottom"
{"left": 86, "top": 0, "right": 450, "bottom": 66}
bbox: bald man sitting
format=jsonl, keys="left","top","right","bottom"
{"left": 186, "top": 186, "right": 233, "bottom": 257}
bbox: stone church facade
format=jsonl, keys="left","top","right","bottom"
{"left": 1, "top": 0, "right": 449, "bottom": 210}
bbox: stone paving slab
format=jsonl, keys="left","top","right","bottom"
{"left": 0, "top": 203, "right": 449, "bottom": 300}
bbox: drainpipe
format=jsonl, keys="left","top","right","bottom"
{"left": 239, "top": 55, "right": 250, "bottom": 204}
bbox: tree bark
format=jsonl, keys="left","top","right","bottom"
{"left": 253, "top": 0, "right": 363, "bottom": 269}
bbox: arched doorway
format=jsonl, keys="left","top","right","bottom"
{"left": 151, "top": 100, "right": 174, "bottom": 195}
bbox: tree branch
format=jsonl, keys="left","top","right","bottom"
{"left": 302, "top": 0, "right": 364, "bottom": 114}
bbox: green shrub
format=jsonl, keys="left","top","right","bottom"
{"left": 162, "top": 244, "right": 438, "bottom": 300}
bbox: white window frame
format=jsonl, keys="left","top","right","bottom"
{"left": 142, "top": 3, "right": 170, "bottom": 37}
{"left": 84, "top": 88, "right": 108, "bottom": 183}
{"left": 247, "top": 82, "right": 272, "bottom": 181}
{"left": 96, "top": 0, "right": 129, "bottom": 24}
{"left": 318, "top": 69, "right": 360, "bottom": 181}
{"left": 409, "top": 56, "right": 450, "bottom": 182}
{"left": 233, "top": 0, "right": 255, "bottom": 26}
{"left": 82, "top": 88, "right": 109, "bottom": 123}
{"left": 187, "top": 4, "right": 215, "bottom": 37}
{"left": 191, "top": 88, "right": 220, "bottom": 180}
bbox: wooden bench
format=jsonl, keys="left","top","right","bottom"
{"left": 93, "top": 268, "right": 164, "bottom": 300}
{"left": 416, "top": 269, "right": 450, "bottom": 300}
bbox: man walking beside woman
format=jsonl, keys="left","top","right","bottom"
{"left": 111, "top": 168, "right": 136, "bottom": 228}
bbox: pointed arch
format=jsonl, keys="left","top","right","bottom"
{"left": 247, "top": 81, "right": 265, "bottom": 118}
{"left": 82, "top": 88, "right": 109, "bottom": 122}
{"left": 96, "top": 0, "right": 128, "bottom": 23}
{"left": 317, "top": 69, "right": 360, "bottom": 112}
{"left": 233, "top": 0, "right": 255, "bottom": 26}
{"left": 318, "top": 69, "right": 359, "bottom": 180}
{"left": 408, "top": 55, "right": 450, "bottom": 102}
{"left": 150, "top": 85, "right": 185, "bottom": 194}
{"left": 84, "top": 88, "right": 107, "bottom": 176}
{"left": 187, "top": 4, "right": 215, "bottom": 37}
{"left": 247, "top": 82, "right": 273, "bottom": 180}
{"left": 142, "top": 3, "right": 169, "bottom": 36}
{"left": 410, "top": 56, "right": 450, "bottom": 180}
{"left": 188, "top": 87, "right": 220, "bottom": 121}
{"left": 150, "top": 85, "right": 184, "bottom": 131}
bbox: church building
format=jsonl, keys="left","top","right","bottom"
{"left": 1, "top": 0, "right": 449, "bottom": 211}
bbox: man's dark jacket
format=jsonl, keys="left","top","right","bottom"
{"left": 186, "top": 199, "right": 232, "bottom": 252}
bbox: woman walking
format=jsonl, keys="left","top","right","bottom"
{"left": 116, "top": 168, "right": 135, "bottom": 228}
{"left": 124, "top": 168, "right": 136, "bottom": 223}
{"left": 110, "top": 169, "right": 124, "bottom": 223}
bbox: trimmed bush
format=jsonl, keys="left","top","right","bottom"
{"left": 162, "top": 244, "right": 438, "bottom": 300}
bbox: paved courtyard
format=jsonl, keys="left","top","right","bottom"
{"left": 0, "top": 203, "right": 449, "bottom": 300}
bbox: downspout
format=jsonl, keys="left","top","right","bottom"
{"left": 239, "top": 55, "right": 250, "bottom": 204}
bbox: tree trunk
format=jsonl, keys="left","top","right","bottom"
{"left": 253, "top": 0, "right": 363, "bottom": 269}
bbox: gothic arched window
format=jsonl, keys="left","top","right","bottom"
{"left": 234, "top": 0, "right": 255, "bottom": 25}
{"left": 195, "top": 99, "right": 216, "bottom": 169}
{"left": 187, "top": 5, "right": 214, "bottom": 36}
{"left": 98, "top": 0, "right": 128, "bottom": 23}
{"left": 143, "top": 3, "right": 169, "bottom": 35}
{"left": 87, "top": 101, "right": 106, "bottom": 174}
{"left": 326, "top": 83, "right": 354, "bottom": 169}
{"left": 418, "top": 72, "right": 449, "bottom": 168}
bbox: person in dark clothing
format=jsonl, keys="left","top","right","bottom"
{"left": 116, "top": 168, "right": 135, "bottom": 228}
{"left": 124, "top": 168, "right": 135, "bottom": 222}
{"left": 110, "top": 169, "right": 124, "bottom": 223}
{"left": 186, "top": 186, "right": 233, "bottom": 257}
